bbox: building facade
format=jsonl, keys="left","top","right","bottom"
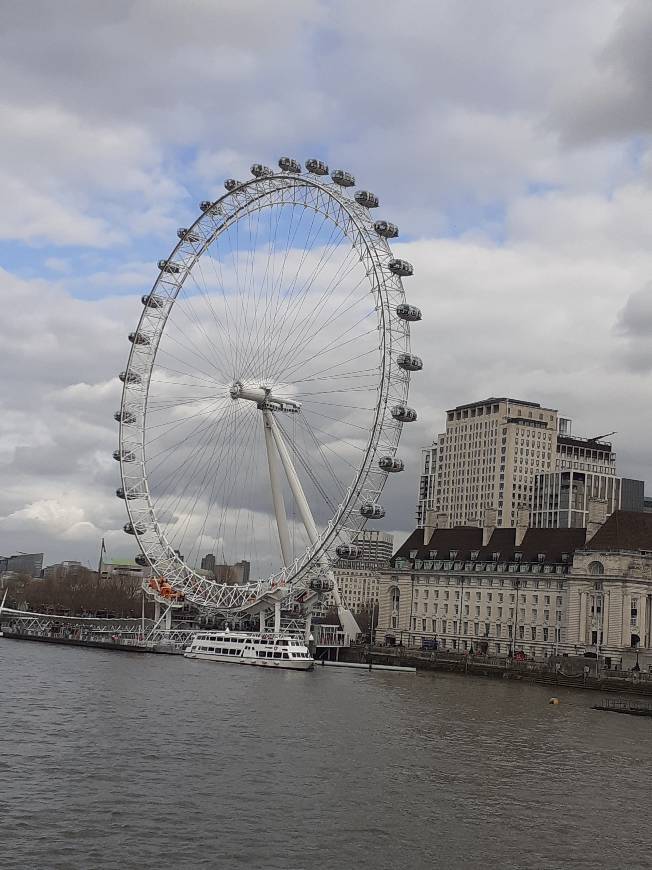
{"left": 325, "top": 531, "right": 394, "bottom": 614}
{"left": 531, "top": 435, "right": 643, "bottom": 528}
{"left": 378, "top": 509, "right": 652, "bottom": 670}
{"left": 417, "top": 397, "right": 558, "bottom": 529}
{"left": 0, "top": 552, "right": 44, "bottom": 578}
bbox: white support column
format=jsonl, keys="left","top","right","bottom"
{"left": 154, "top": 600, "right": 161, "bottom": 624}
{"left": 274, "top": 600, "right": 281, "bottom": 635}
{"left": 259, "top": 610, "right": 266, "bottom": 632}
{"left": 164, "top": 606, "right": 172, "bottom": 631}
{"left": 267, "top": 410, "right": 360, "bottom": 639}
{"left": 262, "top": 409, "right": 292, "bottom": 567}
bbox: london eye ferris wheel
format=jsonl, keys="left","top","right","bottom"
{"left": 114, "top": 157, "right": 422, "bottom": 622}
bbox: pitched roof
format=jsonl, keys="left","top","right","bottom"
{"left": 585, "top": 511, "right": 652, "bottom": 552}
{"left": 392, "top": 525, "right": 586, "bottom": 565}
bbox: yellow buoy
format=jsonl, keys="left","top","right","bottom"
{"left": 549, "top": 697, "right": 560, "bottom": 705}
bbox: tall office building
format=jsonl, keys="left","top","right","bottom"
{"left": 531, "top": 434, "right": 644, "bottom": 527}
{"left": 201, "top": 553, "right": 216, "bottom": 572}
{"left": 417, "top": 398, "right": 558, "bottom": 528}
{"left": 0, "top": 552, "right": 44, "bottom": 578}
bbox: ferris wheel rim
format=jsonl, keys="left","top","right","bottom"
{"left": 116, "top": 166, "right": 413, "bottom": 613}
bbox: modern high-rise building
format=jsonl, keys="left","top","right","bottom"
{"left": 530, "top": 435, "right": 644, "bottom": 528}
{"left": 351, "top": 530, "right": 394, "bottom": 561}
{"left": 201, "top": 553, "right": 216, "bottom": 572}
{"left": 417, "top": 398, "right": 558, "bottom": 528}
{"left": 0, "top": 552, "right": 44, "bottom": 578}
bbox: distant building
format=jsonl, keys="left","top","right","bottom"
{"left": 325, "top": 531, "right": 394, "bottom": 613}
{"left": 201, "top": 553, "right": 216, "bottom": 572}
{"left": 100, "top": 558, "right": 150, "bottom": 584}
{"left": 213, "top": 560, "right": 250, "bottom": 584}
{"left": 43, "top": 560, "right": 83, "bottom": 579}
{"left": 0, "top": 552, "right": 44, "bottom": 578}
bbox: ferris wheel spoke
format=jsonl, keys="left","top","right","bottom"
{"left": 152, "top": 402, "right": 245, "bottom": 549}
{"left": 274, "top": 271, "right": 373, "bottom": 383}
{"left": 181, "top": 263, "right": 240, "bottom": 378}
{"left": 248, "top": 202, "right": 322, "bottom": 379}
{"left": 166, "top": 286, "right": 235, "bottom": 382}
{"left": 263, "top": 219, "right": 352, "bottom": 377}
{"left": 155, "top": 326, "right": 226, "bottom": 383}
{"left": 280, "top": 322, "right": 378, "bottom": 385}
{"left": 146, "top": 400, "right": 236, "bottom": 475}
{"left": 267, "top": 242, "right": 362, "bottom": 375}
{"left": 169, "top": 405, "right": 249, "bottom": 562}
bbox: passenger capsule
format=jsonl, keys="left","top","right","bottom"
{"left": 278, "top": 157, "right": 301, "bottom": 173}
{"left": 360, "top": 502, "right": 386, "bottom": 520}
{"left": 310, "top": 576, "right": 333, "bottom": 592}
{"left": 158, "top": 259, "right": 181, "bottom": 274}
{"left": 177, "top": 227, "right": 200, "bottom": 243}
{"left": 116, "top": 487, "right": 142, "bottom": 500}
{"left": 124, "top": 521, "right": 146, "bottom": 536}
{"left": 391, "top": 405, "right": 418, "bottom": 423}
{"left": 379, "top": 456, "right": 405, "bottom": 473}
{"left": 135, "top": 553, "right": 150, "bottom": 567}
{"left": 224, "top": 179, "right": 244, "bottom": 191}
{"left": 388, "top": 258, "right": 414, "bottom": 277}
{"left": 396, "top": 303, "right": 422, "bottom": 322}
{"left": 331, "top": 169, "right": 355, "bottom": 187}
{"left": 336, "top": 544, "right": 362, "bottom": 560}
{"left": 119, "top": 370, "right": 142, "bottom": 385}
{"left": 250, "top": 163, "right": 273, "bottom": 178}
{"left": 113, "top": 449, "right": 136, "bottom": 462}
{"left": 374, "top": 220, "right": 399, "bottom": 238}
{"left": 354, "top": 190, "right": 379, "bottom": 208}
{"left": 397, "top": 353, "right": 423, "bottom": 372}
{"left": 114, "top": 410, "right": 136, "bottom": 424}
{"left": 142, "top": 293, "right": 164, "bottom": 309}
{"left": 199, "top": 200, "right": 212, "bottom": 212}
{"left": 128, "top": 331, "right": 150, "bottom": 346}
{"left": 305, "top": 159, "right": 329, "bottom": 175}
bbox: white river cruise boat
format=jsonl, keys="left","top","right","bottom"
{"left": 184, "top": 631, "right": 314, "bottom": 671}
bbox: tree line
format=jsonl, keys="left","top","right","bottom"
{"left": 2, "top": 567, "right": 153, "bottom": 618}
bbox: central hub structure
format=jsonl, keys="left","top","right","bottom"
{"left": 229, "top": 380, "right": 301, "bottom": 412}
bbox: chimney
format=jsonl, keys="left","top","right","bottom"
{"left": 482, "top": 507, "right": 498, "bottom": 546}
{"left": 515, "top": 506, "right": 529, "bottom": 547}
{"left": 586, "top": 498, "right": 608, "bottom": 542}
{"left": 425, "top": 510, "right": 448, "bottom": 545}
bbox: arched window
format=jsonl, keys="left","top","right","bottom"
{"left": 588, "top": 561, "right": 604, "bottom": 576}
{"left": 390, "top": 586, "right": 400, "bottom": 611}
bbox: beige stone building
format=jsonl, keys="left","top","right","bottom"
{"left": 324, "top": 531, "right": 394, "bottom": 614}
{"left": 417, "top": 397, "right": 558, "bottom": 529}
{"left": 378, "top": 506, "right": 652, "bottom": 670}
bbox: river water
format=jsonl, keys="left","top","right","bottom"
{"left": 1, "top": 640, "right": 651, "bottom": 870}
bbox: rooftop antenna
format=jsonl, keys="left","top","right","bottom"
{"left": 589, "top": 431, "right": 617, "bottom": 442}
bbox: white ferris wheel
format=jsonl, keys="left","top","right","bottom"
{"left": 114, "top": 158, "right": 422, "bottom": 630}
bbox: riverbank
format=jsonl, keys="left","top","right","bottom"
{"left": 0, "top": 630, "right": 179, "bottom": 655}
{"left": 342, "top": 645, "right": 652, "bottom": 696}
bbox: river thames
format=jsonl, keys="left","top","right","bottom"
{"left": 2, "top": 640, "right": 651, "bottom": 869}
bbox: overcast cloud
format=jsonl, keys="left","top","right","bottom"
{"left": 2, "top": 0, "right": 652, "bottom": 569}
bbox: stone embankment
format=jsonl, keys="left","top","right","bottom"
{"left": 342, "top": 645, "right": 652, "bottom": 696}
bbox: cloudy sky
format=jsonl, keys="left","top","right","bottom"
{"left": 2, "top": 0, "right": 652, "bottom": 569}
